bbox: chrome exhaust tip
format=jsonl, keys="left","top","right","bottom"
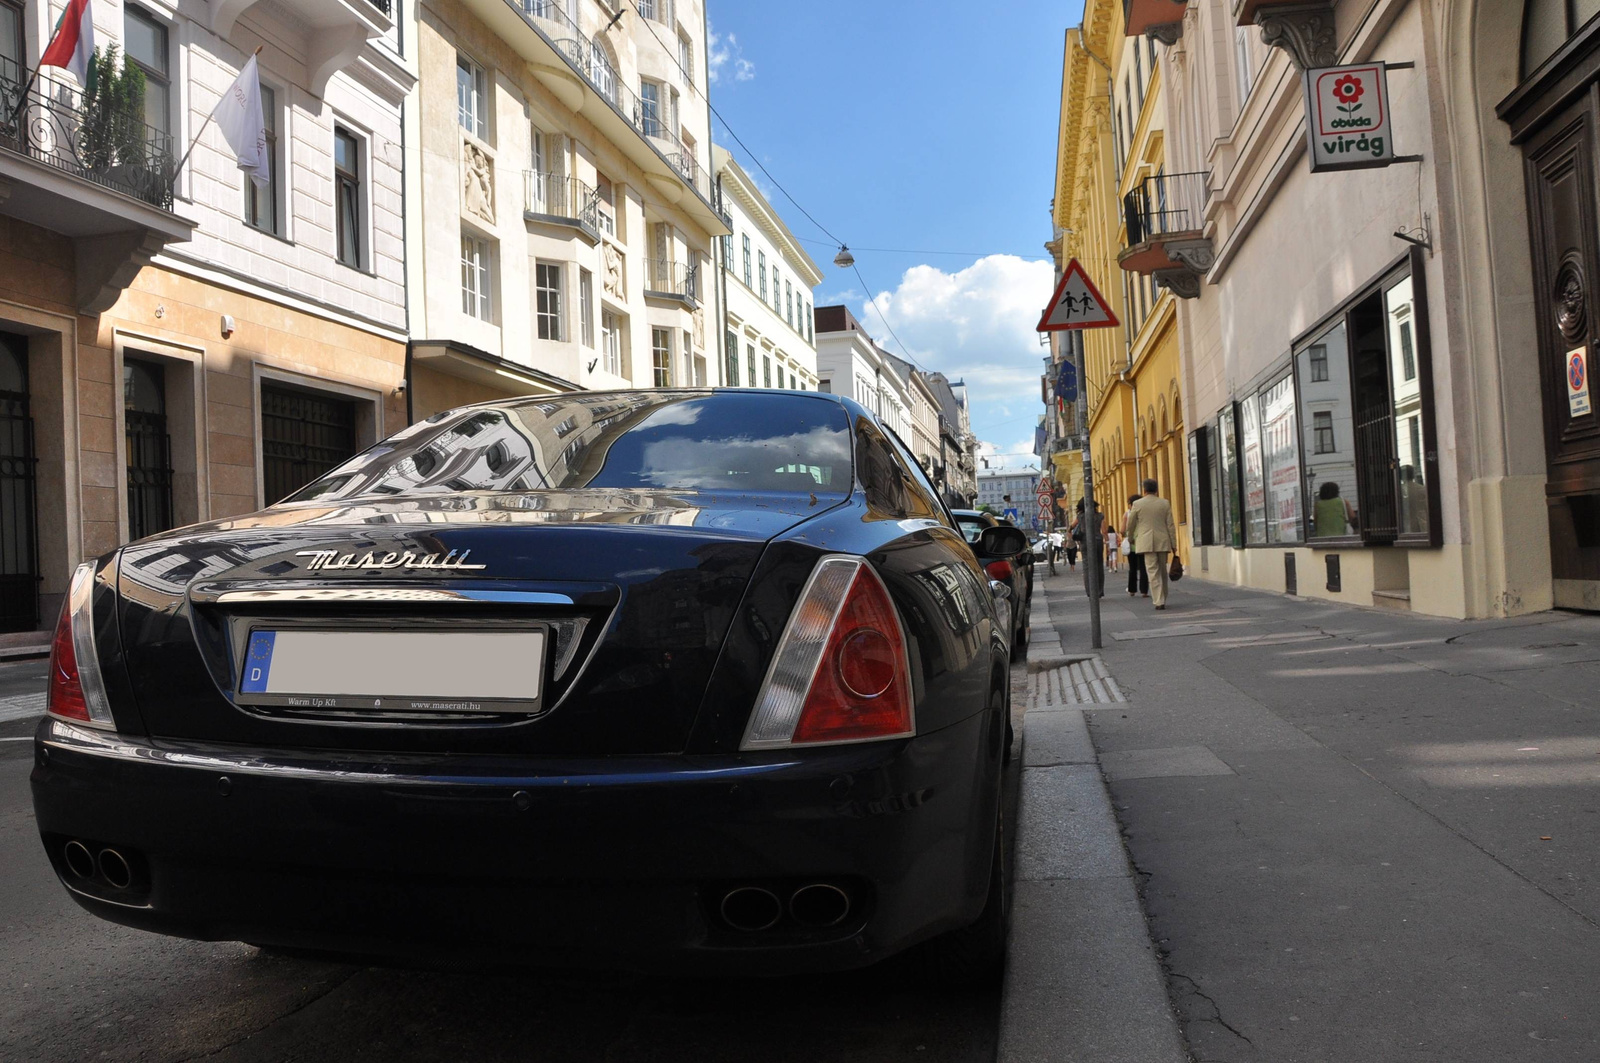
{"left": 719, "top": 886, "right": 783, "bottom": 932}
{"left": 97, "top": 848, "right": 133, "bottom": 891}
{"left": 789, "top": 883, "right": 850, "bottom": 928}
{"left": 63, "top": 840, "right": 95, "bottom": 880}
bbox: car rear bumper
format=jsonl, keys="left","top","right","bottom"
{"left": 29, "top": 712, "right": 1000, "bottom": 974}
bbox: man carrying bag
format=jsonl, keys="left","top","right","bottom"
{"left": 1123, "top": 478, "right": 1179, "bottom": 610}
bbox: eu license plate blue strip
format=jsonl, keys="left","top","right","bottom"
{"left": 240, "top": 631, "right": 276, "bottom": 693}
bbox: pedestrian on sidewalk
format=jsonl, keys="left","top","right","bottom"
{"left": 1105, "top": 524, "right": 1120, "bottom": 572}
{"left": 1124, "top": 478, "right": 1178, "bottom": 610}
{"left": 1124, "top": 493, "right": 1148, "bottom": 598}
{"left": 1063, "top": 524, "right": 1078, "bottom": 570}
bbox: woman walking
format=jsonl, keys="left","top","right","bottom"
{"left": 1105, "top": 523, "right": 1120, "bottom": 572}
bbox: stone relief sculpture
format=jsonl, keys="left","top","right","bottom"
{"left": 463, "top": 141, "right": 496, "bottom": 225}
{"left": 692, "top": 304, "right": 705, "bottom": 347}
{"left": 603, "top": 241, "right": 624, "bottom": 299}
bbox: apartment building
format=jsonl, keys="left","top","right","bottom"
{"left": 1102, "top": 0, "right": 1599, "bottom": 617}
{"left": 0, "top": 0, "right": 411, "bottom": 631}
{"left": 1051, "top": 1, "right": 1190, "bottom": 567}
{"left": 712, "top": 144, "right": 819, "bottom": 391}
{"left": 976, "top": 469, "right": 1040, "bottom": 514}
{"left": 402, "top": 0, "right": 726, "bottom": 419}
{"left": 813, "top": 304, "right": 910, "bottom": 439}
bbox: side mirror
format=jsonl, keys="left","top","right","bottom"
{"left": 977, "top": 525, "right": 1028, "bottom": 559}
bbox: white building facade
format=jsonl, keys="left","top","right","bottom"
{"left": 0, "top": 0, "right": 413, "bottom": 630}
{"left": 713, "top": 145, "right": 820, "bottom": 390}
{"left": 814, "top": 305, "right": 911, "bottom": 440}
{"left": 403, "top": 0, "right": 727, "bottom": 418}
{"left": 977, "top": 470, "right": 1041, "bottom": 512}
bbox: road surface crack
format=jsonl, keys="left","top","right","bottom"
{"left": 1168, "top": 970, "right": 1254, "bottom": 1049}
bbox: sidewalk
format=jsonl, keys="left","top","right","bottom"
{"left": 1042, "top": 568, "right": 1600, "bottom": 1062}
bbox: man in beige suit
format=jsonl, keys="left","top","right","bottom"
{"left": 1123, "top": 478, "right": 1178, "bottom": 609}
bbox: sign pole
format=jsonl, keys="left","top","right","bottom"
{"left": 1077, "top": 333, "right": 1102, "bottom": 649}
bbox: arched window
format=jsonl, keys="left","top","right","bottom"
{"left": 1171, "top": 384, "right": 1183, "bottom": 429}
{"left": 1159, "top": 395, "right": 1170, "bottom": 439}
{"left": 1523, "top": 0, "right": 1600, "bottom": 78}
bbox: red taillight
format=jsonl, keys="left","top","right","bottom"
{"left": 742, "top": 557, "right": 915, "bottom": 750}
{"left": 46, "top": 562, "right": 115, "bottom": 728}
{"left": 46, "top": 597, "right": 90, "bottom": 723}
{"left": 984, "top": 560, "right": 1014, "bottom": 582}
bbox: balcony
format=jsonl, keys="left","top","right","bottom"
{"left": 211, "top": 0, "right": 393, "bottom": 96}
{"left": 0, "top": 62, "right": 193, "bottom": 312}
{"left": 1232, "top": 0, "right": 1337, "bottom": 70}
{"left": 1125, "top": 0, "right": 1189, "bottom": 43}
{"left": 1118, "top": 170, "right": 1213, "bottom": 299}
{"left": 463, "top": 0, "right": 725, "bottom": 234}
{"left": 644, "top": 259, "right": 698, "bottom": 306}
{"left": 524, "top": 170, "right": 604, "bottom": 240}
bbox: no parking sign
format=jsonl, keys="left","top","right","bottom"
{"left": 1569, "top": 346, "right": 1592, "bottom": 418}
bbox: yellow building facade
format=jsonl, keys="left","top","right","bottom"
{"left": 1051, "top": 1, "right": 1189, "bottom": 562}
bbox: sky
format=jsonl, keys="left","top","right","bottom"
{"left": 705, "top": 0, "right": 1085, "bottom": 470}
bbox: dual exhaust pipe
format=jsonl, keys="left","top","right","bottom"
{"left": 719, "top": 883, "right": 851, "bottom": 932}
{"left": 62, "top": 839, "right": 135, "bottom": 891}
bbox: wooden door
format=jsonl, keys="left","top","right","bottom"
{"left": 1524, "top": 91, "right": 1600, "bottom": 604}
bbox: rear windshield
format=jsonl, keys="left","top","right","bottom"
{"left": 286, "top": 392, "right": 854, "bottom": 503}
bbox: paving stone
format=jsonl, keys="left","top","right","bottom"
{"left": 1098, "top": 745, "right": 1237, "bottom": 781}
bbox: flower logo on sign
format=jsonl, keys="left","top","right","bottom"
{"left": 1333, "top": 74, "right": 1364, "bottom": 114}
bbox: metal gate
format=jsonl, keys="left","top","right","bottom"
{"left": 261, "top": 385, "right": 358, "bottom": 504}
{"left": 124, "top": 360, "right": 174, "bottom": 541}
{"left": 0, "top": 334, "right": 37, "bottom": 631}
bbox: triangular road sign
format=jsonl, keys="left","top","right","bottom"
{"left": 1037, "top": 258, "right": 1120, "bottom": 331}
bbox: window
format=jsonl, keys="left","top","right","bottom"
{"left": 579, "top": 268, "right": 595, "bottom": 347}
{"left": 1235, "top": 28, "right": 1255, "bottom": 108}
{"left": 746, "top": 345, "right": 756, "bottom": 388}
{"left": 758, "top": 251, "right": 767, "bottom": 300}
{"left": 334, "top": 127, "right": 363, "bottom": 268}
{"left": 261, "top": 384, "right": 360, "bottom": 504}
{"left": 720, "top": 231, "right": 732, "bottom": 268}
{"left": 1313, "top": 411, "right": 1336, "bottom": 454}
{"left": 771, "top": 267, "right": 780, "bottom": 309}
{"left": 244, "top": 83, "right": 280, "bottom": 234}
{"left": 0, "top": 3, "right": 22, "bottom": 79}
{"left": 652, "top": 328, "right": 672, "bottom": 387}
{"left": 1217, "top": 404, "right": 1241, "bottom": 547}
{"left": 1396, "top": 308, "right": 1416, "bottom": 381}
{"left": 1309, "top": 344, "right": 1329, "bottom": 382}
{"left": 124, "top": 7, "right": 170, "bottom": 136}
{"left": 595, "top": 174, "right": 616, "bottom": 236}
{"left": 725, "top": 331, "right": 739, "bottom": 384}
{"left": 640, "top": 79, "right": 664, "bottom": 138}
{"left": 789, "top": 371, "right": 796, "bottom": 390}
{"left": 763, "top": 355, "right": 771, "bottom": 388}
{"left": 457, "top": 55, "right": 488, "bottom": 139}
{"left": 804, "top": 301, "right": 812, "bottom": 342}
{"left": 536, "top": 262, "right": 564, "bottom": 341}
{"left": 679, "top": 32, "right": 694, "bottom": 86}
{"left": 602, "top": 310, "right": 622, "bottom": 375}
{"left": 785, "top": 281, "right": 793, "bottom": 327}
{"left": 1260, "top": 374, "right": 1301, "bottom": 543}
{"left": 742, "top": 235, "right": 752, "bottom": 287}
{"left": 683, "top": 329, "right": 694, "bottom": 377}
{"left": 461, "top": 233, "right": 493, "bottom": 320}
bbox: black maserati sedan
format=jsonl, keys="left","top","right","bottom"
{"left": 31, "top": 389, "right": 1026, "bottom": 979}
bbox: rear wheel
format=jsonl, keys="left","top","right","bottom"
{"left": 915, "top": 797, "right": 1009, "bottom": 985}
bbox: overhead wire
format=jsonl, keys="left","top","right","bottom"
{"left": 629, "top": 8, "right": 939, "bottom": 374}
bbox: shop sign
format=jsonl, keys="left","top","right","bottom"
{"left": 1304, "top": 63, "right": 1395, "bottom": 173}
{"left": 1569, "top": 345, "right": 1592, "bottom": 418}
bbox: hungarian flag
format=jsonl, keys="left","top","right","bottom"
{"left": 40, "top": 0, "right": 96, "bottom": 87}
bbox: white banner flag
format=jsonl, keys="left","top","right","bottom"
{"left": 214, "top": 55, "right": 270, "bottom": 189}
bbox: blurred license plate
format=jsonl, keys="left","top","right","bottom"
{"left": 238, "top": 629, "right": 544, "bottom": 711}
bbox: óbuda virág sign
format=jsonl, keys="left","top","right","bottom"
{"left": 1304, "top": 63, "right": 1394, "bottom": 173}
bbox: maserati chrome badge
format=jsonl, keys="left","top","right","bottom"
{"left": 294, "top": 549, "right": 487, "bottom": 572}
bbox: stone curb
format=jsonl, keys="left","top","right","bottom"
{"left": 997, "top": 587, "right": 1188, "bottom": 1063}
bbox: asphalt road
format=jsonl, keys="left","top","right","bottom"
{"left": 0, "top": 656, "right": 1006, "bottom": 1063}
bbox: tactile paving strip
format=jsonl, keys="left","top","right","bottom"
{"left": 1028, "top": 658, "right": 1125, "bottom": 707}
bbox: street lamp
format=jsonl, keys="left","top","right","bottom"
{"left": 833, "top": 245, "right": 855, "bottom": 269}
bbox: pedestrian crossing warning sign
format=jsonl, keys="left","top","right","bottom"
{"left": 1037, "top": 259, "right": 1120, "bottom": 331}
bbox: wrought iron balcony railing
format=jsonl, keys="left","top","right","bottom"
{"left": 516, "top": 0, "right": 715, "bottom": 206}
{"left": 366, "top": 0, "right": 393, "bottom": 14}
{"left": 645, "top": 258, "right": 698, "bottom": 303}
{"left": 0, "top": 60, "right": 176, "bottom": 211}
{"left": 1123, "top": 170, "right": 1208, "bottom": 246}
{"left": 524, "top": 170, "right": 603, "bottom": 234}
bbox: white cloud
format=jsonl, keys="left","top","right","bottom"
{"left": 708, "top": 25, "right": 755, "bottom": 84}
{"left": 855, "top": 255, "right": 1055, "bottom": 460}
{"left": 817, "top": 287, "right": 863, "bottom": 306}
